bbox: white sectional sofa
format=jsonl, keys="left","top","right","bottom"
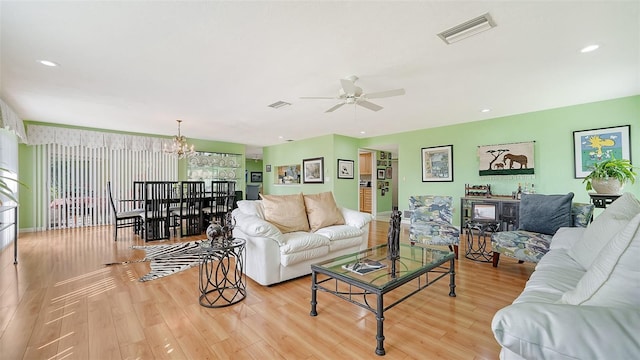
{"left": 232, "top": 192, "right": 372, "bottom": 286}
{"left": 491, "top": 192, "right": 640, "bottom": 360}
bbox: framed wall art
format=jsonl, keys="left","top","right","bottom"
{"left": 303, "top": 157, "right": 324, "bottom": 183}
{"left": 275, "top": 164, "right": 300, "bottom": 184}
{"left": 337, "top": 159, "right": 354, "bottom": 179}
{"left": 377, "top": 169, "right": 385, "bottom": 180}
{"left": 573, "top": 125, "right": 631, "bottom": 178}
{"left": 265, "top": 165, "right": 271, "bottom": 172}
{"left": 477, "top": 141, "right": 535, "bottom": 176}
{"left": 250, "top": 172, "right": 263, "bottom": 182}
{"left": 421, "top": 145, "right": 453, "bottom": 182}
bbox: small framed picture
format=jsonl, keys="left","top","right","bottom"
{"left": 377, "top": 169, "right": 385, "bottom": 180}
{"left": 421, "top": 145, "right": 453, "bottom": 182}
{"left": 385, "top": 167, "right": 392, "bottom": 179}
{"left": 303, "top": 157, "right": 324, "bottom": 184}
{"left": 266, "top": 165, "right": 272, "bottom": 172}
{"left": 380, "top": 152, "right": 386, "bottom": 159}
{"left": 250, "top": 172, "right": 263, "bottom": 182}
{"left": 337, "top": 159, "right": 354, "bottom": 179}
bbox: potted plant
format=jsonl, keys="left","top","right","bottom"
{"left": 583, "top": 158, "right": 637, "bottom": 194}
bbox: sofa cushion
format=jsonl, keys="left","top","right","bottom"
{"left": 279, "top": 231, "right": 330, "bottom": 254}
{"left": 236, "top": 200, "right": 264, "bottom": 219}
{"left": 568, "top": 192, "right": 640, "bottom": 269}
{"left": 518, "top": 193, "right": 574, "bottom": 235}
{"left": 303, "top": 192, "right": 345, "bottom": 232}
{"left": 560, "top": 212, "right": 640, "bottom": 308}
{"left": 314, "top": 224, "right": 364, "bottom": 241}
{"left": 260, "top": 193, "right": 310, "bottom": 233}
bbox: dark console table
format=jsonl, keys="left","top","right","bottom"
{"left": 588, "top": 193, "right": 621, "bottom": 209}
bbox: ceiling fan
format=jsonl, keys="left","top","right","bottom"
{"left": 300, "top": 75, "right": 405, "bottom": 113}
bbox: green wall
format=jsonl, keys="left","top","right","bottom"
{"left": 262, "top": 134, "right": 360, "bottom": 209}
{"left": 263, "top": 95, "right": 639, "bottom": 223}
{"left": 15, "top": 95, "right": 640, "bottom": 229}
{"left": 361, "top": 95, "right": 640, "bottom": 224}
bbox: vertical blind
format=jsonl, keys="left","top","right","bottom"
{"left": 28, "top": 125, "right": 178, "bottom": 230}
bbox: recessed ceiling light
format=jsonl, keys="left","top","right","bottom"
{"left": 481, "top": 108, "right": 491, "bottom": 113}
{"left": 38, "top": 60, "right": 59, "bottom": 67}
{"left": 580, "top": 44, "right": 599, "bottom": 53}
{"left": 278, "top": 136, "right": 284, "bottom": 139}
{"left": 360, "top": 131, "right": 366, "bottom": 135}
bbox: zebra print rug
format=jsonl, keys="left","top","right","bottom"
{"left": 107, "top": 240, "right": 205, "bottom": 282}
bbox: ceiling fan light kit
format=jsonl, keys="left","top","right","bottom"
{"left": 301, "top": 75, "right": 406, "bottom": 113}
{"left": 438, "top": 13, "right": 496, "bottom": 44}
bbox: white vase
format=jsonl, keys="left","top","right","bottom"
{"left": 591, "top": 178, "right": 623, "bottom": 194}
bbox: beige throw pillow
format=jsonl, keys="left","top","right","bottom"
{"left": 260, "top": 193, "right": 310, "bottom": 233}
{"left": 304, "top": 192, "right": 345, "bottom": 232}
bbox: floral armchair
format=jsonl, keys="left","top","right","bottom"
{"left": 408, "top": 195, "right": 460, "bottom": 258}
{"left": 491, "top": 200, "right": 594, "bottom": 267}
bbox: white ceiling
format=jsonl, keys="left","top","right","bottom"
{"left": 1, "top": 1, "right": 639, "bottom": 159}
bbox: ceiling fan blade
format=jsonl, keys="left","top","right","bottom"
{"left": 300, "top": 96, "right": 335, "bottom": 99}
{"left": 357, "top": 100, "right": 383, "bottom": 112}
{"left": 340, "top": 78, "right": 358, "bottom": 95}
{"left": 364, "top": 88, "right": 406, "bottom": 99}
{"left": 325, "top": 103, "right": 346, "bottom": 113}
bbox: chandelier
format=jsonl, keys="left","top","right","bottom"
{"left": 164, "top": 119, "right": 195, "bottom": 159}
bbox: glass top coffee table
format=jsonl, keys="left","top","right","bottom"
{"left": 310, "top": 243, "right": 456, "bottom": 356}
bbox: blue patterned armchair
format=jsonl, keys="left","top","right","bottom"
{"left": 409, "top": 195, "right": 460, "bottom": 258}
{"left": 491, "top": 201, "right": 594, "bottom": 267}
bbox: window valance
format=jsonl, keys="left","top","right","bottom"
{"left": 27, "top": 124, "right": 171, "bottom": 151}
{"left": 0, "top": 99, "right": 27, "bottom": 142}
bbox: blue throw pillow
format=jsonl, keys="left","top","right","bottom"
{"left": 518, "top": 193, "right": 574, "bottom": 235}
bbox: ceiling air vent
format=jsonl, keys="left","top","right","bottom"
{"left": 437, "top": 13, "right": 496, "bottom": 44}
{"left": 268, "top": 101, "right": 291, "bottom": 109}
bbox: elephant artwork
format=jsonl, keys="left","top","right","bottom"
{"left": 503, "top": 153, "right": 528, "bottom": 169}
{"left": 478, "top": 141, "right": 535, "bottom": 176}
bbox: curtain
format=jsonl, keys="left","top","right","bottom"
{"left": 0, "top": 98, "right": 27, "bottom": 142}
{"left": 28, "top": 125, "right": 178, "bottom": 230}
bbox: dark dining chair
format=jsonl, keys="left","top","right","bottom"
{"left": 139, "top": 181, "right": 174, "bottom": 241}
{"left": 172, "top": 181, "right": 205, "bottom": 236}
{"left": 203, "top": 181, "right": 236, "bottom": 226}
{"left": 107, "top": 181, "right": 143, "bottom": 241}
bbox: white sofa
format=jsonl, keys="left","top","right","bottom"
{"left": 491, "top": 192, "right": 640, "bottom": 360}
{"left": 232, "top": 192, "right": 373, "bottom": 286}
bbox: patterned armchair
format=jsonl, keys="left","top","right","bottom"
{"left": 491, "top": 202, "right": 594, "bottom": 267}
{"left": 409, "top": 195, "right": 460, "bottom": 258}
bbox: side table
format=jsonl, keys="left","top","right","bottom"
{"left": 198, "top": 238, "right": 247, "bottom": 308}
{"left": 465, "top": 220, "right": 500, "bottom": 262}
{"left": 588, "top": 193, "right": 621, "bottom": 209}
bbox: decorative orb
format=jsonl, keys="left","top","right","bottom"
{"left": 206, "top": 223, "right": 224, "bottom": 241}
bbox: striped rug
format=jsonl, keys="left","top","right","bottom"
{"left": 108, "top": 240, "right": 205, "bottom": 282}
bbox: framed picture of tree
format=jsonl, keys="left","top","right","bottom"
{"left": 303, "top": 157, "right": 324, "bottom": 183}
{"left": 421, "top": 145, "right": 453, "bottom": 182}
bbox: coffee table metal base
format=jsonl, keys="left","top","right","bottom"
{"left": 310, "top": 256, "right": 455, "bottom": 356}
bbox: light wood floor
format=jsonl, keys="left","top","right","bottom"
{"left": 0, "top": 221, "right": 534, "bottom": 359}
